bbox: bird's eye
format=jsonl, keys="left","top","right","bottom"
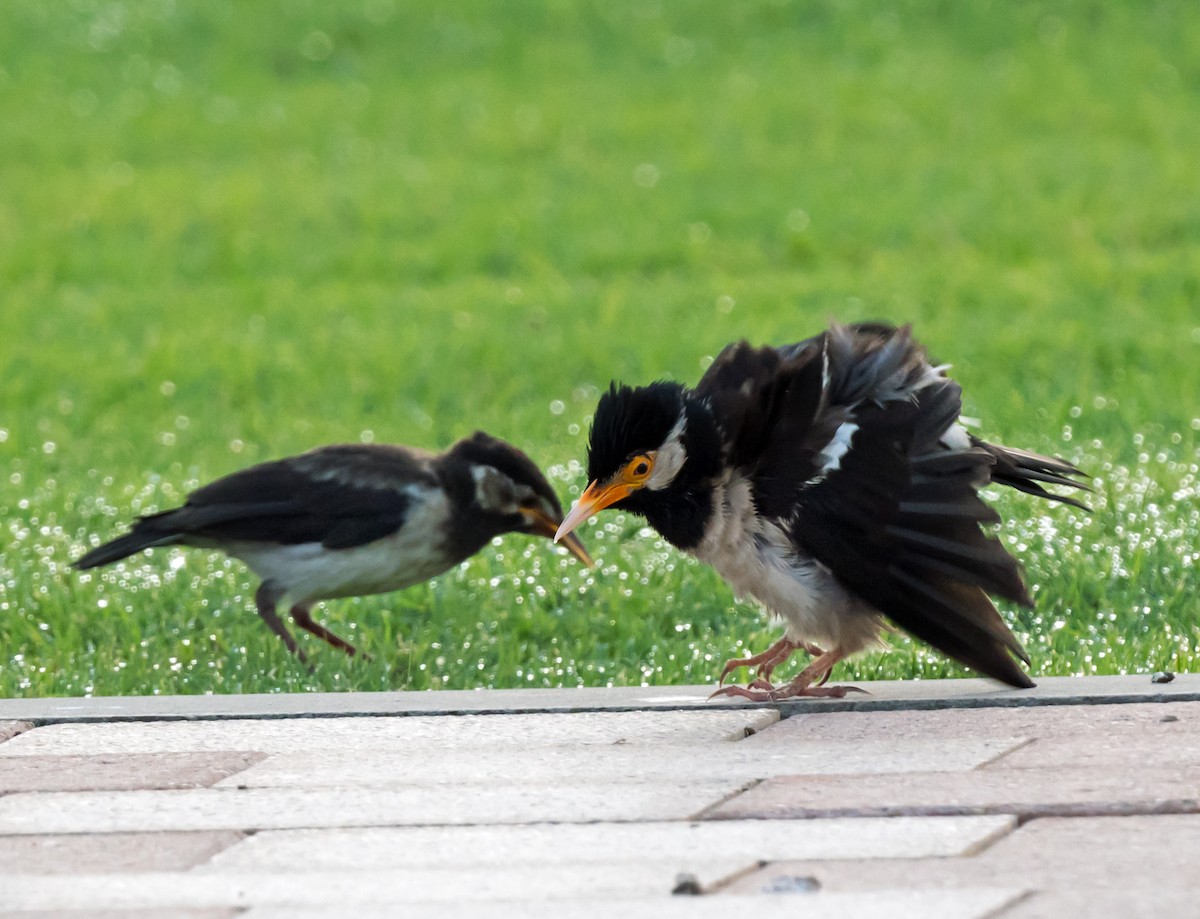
{"left": 626, "top": 455, "right": 653, "bottom": 480}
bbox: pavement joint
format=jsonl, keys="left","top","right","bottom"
{"left": 688, "top": 778, "right": 766, "bottom": 821}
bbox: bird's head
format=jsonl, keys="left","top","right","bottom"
{"left": 448, "top": 431, "right": 593, "bottom": 567}
{"left": 555, "top": 381, "right": 719, "bottom": 547}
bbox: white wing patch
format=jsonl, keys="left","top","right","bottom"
{"left": 940, "top": 421, "right": 972, "bottom": 451}
{"left": 816, "top": 420, "right": 860, "bottom": 475}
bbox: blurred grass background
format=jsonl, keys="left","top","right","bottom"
{"left": 1, "top": 0, "right": 1197, "bottom": 696}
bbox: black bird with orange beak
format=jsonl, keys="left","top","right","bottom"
{"left": 77, "top": 431, "right": 593, "bottom": 663}
{"left": 556, "top": 321, "right": 1087, "bottom": 700}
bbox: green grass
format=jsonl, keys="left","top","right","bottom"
{"left": 2, "top": 0, "right": 1198, "bottom": 697}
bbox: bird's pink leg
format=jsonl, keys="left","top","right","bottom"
{"left": 718, "top": 637, "right": 827, "bottom": 687}
{"left": 710, "top": 648, "right": 866, "bottom": 702}
{"left": 718, "top": 636, "right": 800, "bottom": 685}
{"left": 289, "top": 603, "right": 365, "bottom": 659}
{"left": 254, "top": 583, "right": 308, "bottom": 665}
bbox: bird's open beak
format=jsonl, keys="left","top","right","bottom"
{"left": 553, "top": 479, "right": 631, "bottom": 545}
{"left": 522, "top": 507, "right": 595, "bottom": 568}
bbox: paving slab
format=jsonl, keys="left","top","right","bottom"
{"left": 0, "top": 751, "right": 265, "bottom": 793}
{"left": 0, "top": 710, "right": 777, "bottom": 757}
{"left": 759, "top": 699, "right": 1200, "bottom": 744}
{"left": 998, "top": 889, "right": 1200, "bottom": 919}
{"left": 0, "top": 780, "right": 749, "bottom": 834}
{"left": 238, "top": 891, "right": 1026, "bottom": 919}
{"left": 0, "top": 831, "right": 246, "bottom": 873}
{"left": 0, "top": 873, "right": 1025, "bottom": 915}
{"left": 203, "top": 816, "right": 1014, "bottom": 872}
{"left": 707, "top": 764, "right": 1200, "bottom": 820}
{"left": 720, "top": 814, "right": 1200, "bottom": 895}
{"left": 214, "top": 734, "right": 1024, "bottom": 789}
{"left": 0, "top": 674, "right": 1195, "bottom": 723}
{"left": 5, "top": 911, "right": 238, "bottom": 919}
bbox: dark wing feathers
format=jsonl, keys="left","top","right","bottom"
{"left": 694, "top": 341, "right": 787, "bottom": 470}
{"left": 697, "top": 339, "right": 844, "bottom": 518}
{"left": 699, "top": 322, "right": 1086, "bottom": 687}
{"left": 790, "top": 379, "right": 1036, "bottom": 686}
{"left": 76, "top": 445, "right": 429, "bottom": 568}
{"left": 973, "top": 438, "right": 1091, "bottom": 509}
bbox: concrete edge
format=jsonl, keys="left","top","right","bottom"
{"left": 0, "top": 673, "right": 1194, "bottom": 725}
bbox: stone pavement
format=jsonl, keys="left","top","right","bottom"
{"left": 0, "top": 674, "right": 1197, "bottom": 918}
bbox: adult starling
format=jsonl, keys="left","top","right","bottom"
{"left": 555, "top": 321, "right": 1087, "bottom": 699}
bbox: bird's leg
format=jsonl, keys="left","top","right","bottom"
{"left": 719, "top": 637, "right": 827, "bottom": 687}
{"left": 718, "top": 636, "right": 800, "bottom": 686}
{"left": 289, "top": 603, "right": 365, "bottom": 659}
{"left": 762, "top": 640, "right": 826, "bottom": 684}
{"left": 254, "top": 582, "right": 308, "bottom": 665}
{"left": 710, "top": 647, "right": 867, "bottom": 702}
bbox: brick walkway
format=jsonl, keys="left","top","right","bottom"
{"left": 1, "top": 675, "right": 1197, "bottom": 917}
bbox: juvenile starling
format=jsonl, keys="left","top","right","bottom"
{"left": 77, "top": 431, "right": 592, "bottom": 663}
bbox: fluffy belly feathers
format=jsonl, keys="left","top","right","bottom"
{"left": 692, "top": 477, "right": 882, "bottom": 653}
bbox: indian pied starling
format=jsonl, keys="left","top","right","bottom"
{"left": 76, "top": 431, "right": 593, "bottom": 663}
{"left": 555, "top": 321, "right": 1088, "bottom": 700}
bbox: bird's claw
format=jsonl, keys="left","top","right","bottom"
{"left": 717, "top": 637, "right": 806, "bottom": 686}
{"left": 709, "top": 682, "right": 869, "bottom": 703}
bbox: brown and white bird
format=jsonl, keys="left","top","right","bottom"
{"left": 76, "top": 431, "right": 593, "bottom": 663}
{"left": 555, "top": 321, "right": 1087, "bottom": 699}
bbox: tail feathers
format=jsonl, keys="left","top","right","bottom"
{"left": 887, "top": 569, "right": 1035, "bottom": 688}
{"left": 74, "top": 527, "right": 180, "bottom": 569}
{"left": 975, "top": 438, "right": 1091, "bottom": 510}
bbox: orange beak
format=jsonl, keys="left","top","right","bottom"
{"left": 522, "top": 507, "right": 595, "bottom": 568}
{"left": 554, "top": 479, "right": 632, "bottom": 544}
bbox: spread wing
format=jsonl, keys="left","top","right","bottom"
{"left": 694, "top": 333, "right": 834, "bottom": 503}
{"left": 790, "top": 378, "right": 1035, "bottom": 687}
{"left": 700, "top": 323, "right": 1035, "bottom": 686}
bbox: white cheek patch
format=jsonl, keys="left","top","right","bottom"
{"left": 472, "top": 466, "right": 518, "bottom": 515}
{"left": 646, "top": 412, "right": 688, "bottom": 490}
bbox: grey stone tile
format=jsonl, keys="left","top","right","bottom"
{"left": 0, "top": 752, "right": 265, "bottom": 792}
{"left": 985, "top": 707, "right": 1200, "bottom": 770}
{"left": 0, "top": 780, "right": 747, "bottom": 834}
{"left": 998, "top": 889, "right": 1200, "bottom": 919}
{"left": 0, "top": 710, "right": 777, "bottom": 757}
{"left": 239, "top": 891, "right": 1026, "bottom": 919}
{"left": 204, "top": 816, "right": 1015, "bottom": 871}
{"left": 0, "top": 868, "right": 747, "bottom": 909}
{"left": 214, "top": 735, "right": 1024, "bottom": 790}
{"left": 720, "top": 815, "right": 1200, "bottom": 899}
{"left": 752, "top": 700, "right": 1200, "bottom": 747}
{"left": 0, "top": 831, "right": 245, "bottom": 873}
{"left": 0, "top": 873, "right": 1024, "bottom": 916}
{"left": 707, "top": 765, "right": 1200, "bottom": 820}
{"left": 4, "top": 911, "right": 238, "bottom": 919}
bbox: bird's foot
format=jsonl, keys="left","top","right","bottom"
{"left": 710, "top": 646, "right": 865, "bottom": 702}
{"left": 718, "top": 636, "right": 803, "bottom": 686}
{"left": 709, "top": 681, "right": 867, "bottom": 702}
